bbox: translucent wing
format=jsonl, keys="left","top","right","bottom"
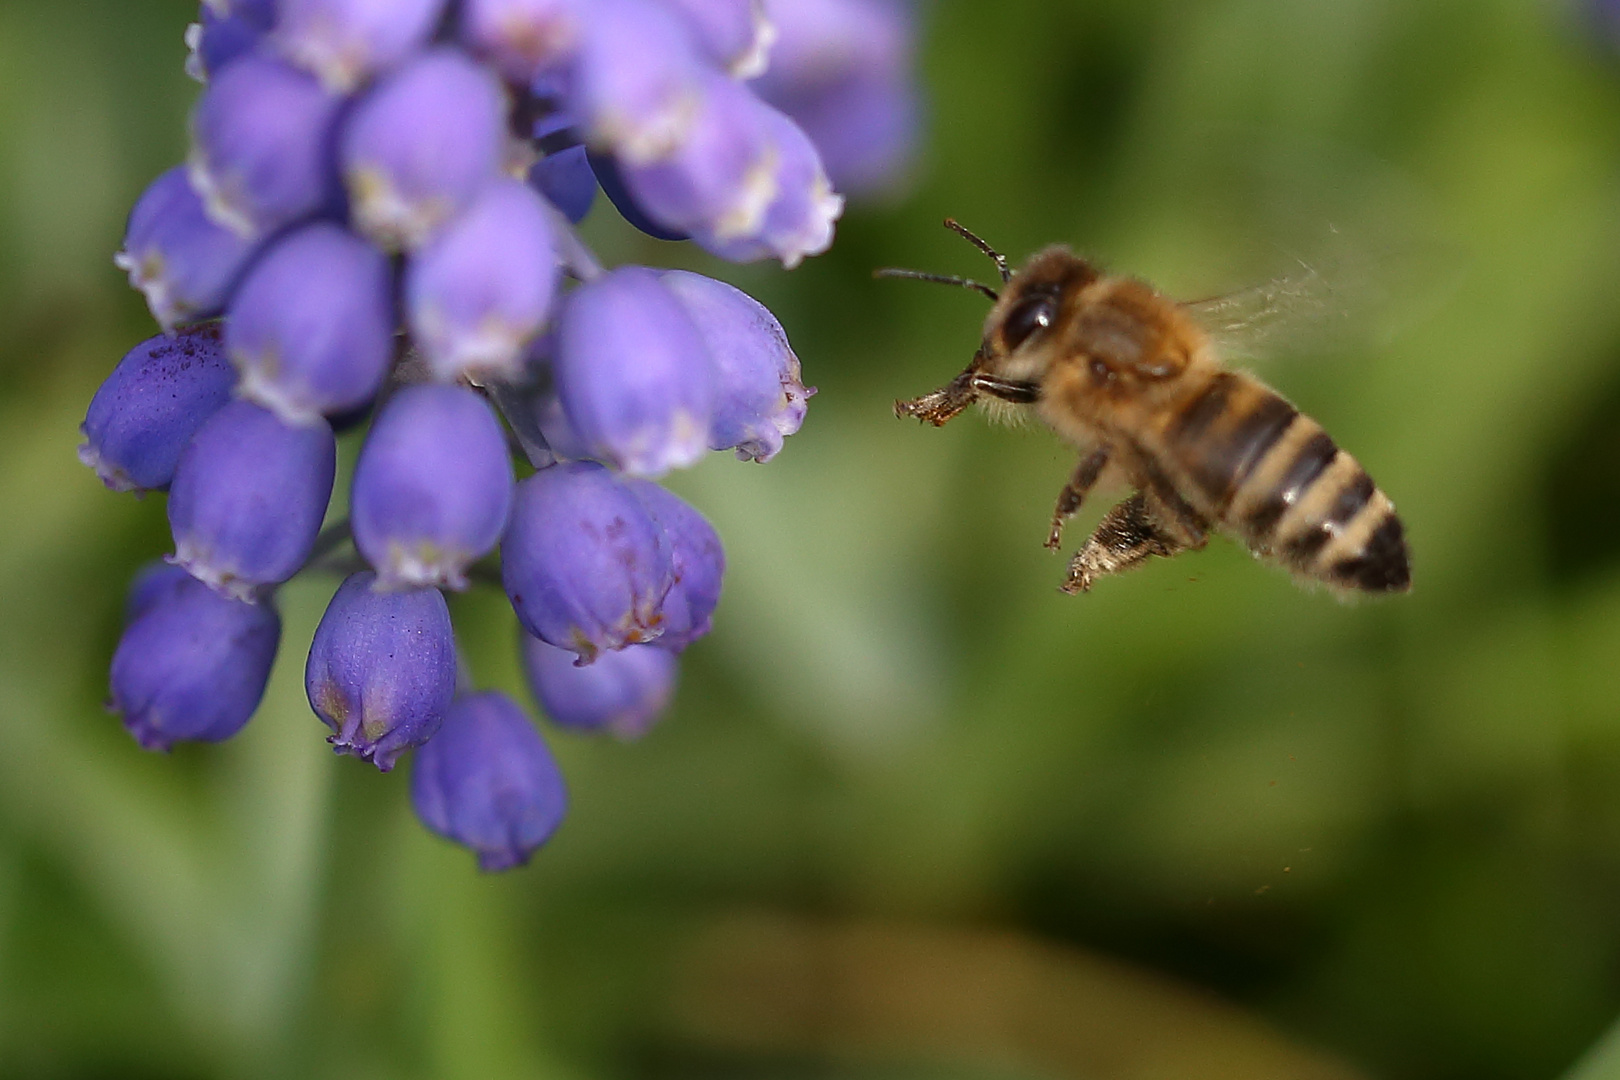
{"left": 1180, "top": 223, "right": 1459, "bottom": 363}
{"left": 1182, "top": 255, "right": 1356, "bottom": 362}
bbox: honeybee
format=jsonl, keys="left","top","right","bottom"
{"left": 883, "top": 220, "right": 1410, "bottom": 595}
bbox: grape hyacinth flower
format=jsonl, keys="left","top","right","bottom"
{"left": 80, "top": 324, "right": 237, "bottom": 493}
{"left": 659, "top": 269, "right": 809, "bottom": 461}
{"left": 306, "top": 572, "right": 458, "bottom": 770}
{"left": 85, "top": 0, "right": 919, "bottom": 870}
{"left": 411, "top": 692, "right": 569, "bottom": 871}
{"left": 116, "top": 166, "right": 259, "bottom": 330}
{"left": 341, "top": 47, "right": 507, "bottom": 251}
{"left": 350, "top": 384, "right": 514, "bottom": 590}
{"left": 554, "top": 267, "right": 715, "bottom": 477}
{"left": 405, "top": 177, "right": 560, "bottom": 381}
{"left": 111, "top": 566, "right": 281, "bottom": 751}
{"left": 226, "top": 222, "right": 396, "bottom": 424}
{"left": 502, "top": 461, "right": 674, "bottom": 662}
{"left": 522, "top": 635, "right": 677, "bottom": 738}
{"left": 188, "top": 51, "right": 344, "bottom": 238}
{"left": 167, "top": 400, "right": 337, "bottom": 601}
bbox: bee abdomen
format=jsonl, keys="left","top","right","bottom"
{"left": 1225, "top": 412, "right": 1411, "bottom": 593}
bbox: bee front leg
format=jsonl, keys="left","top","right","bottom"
{"left": 895, "top": 368, "right": 980, "bottom": 426}
{"left": 1062, "top": 492, "right": 1188, "bottom": 594}
{"left": 1046, "top": 446, "right": 1111, "bottom": 550}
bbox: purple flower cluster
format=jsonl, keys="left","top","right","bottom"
{"left": 87, "top": 0, "right": 916, "bottom": 872}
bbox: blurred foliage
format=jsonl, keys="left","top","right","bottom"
{"left": 4, "top": 0, "right": 1620, "bottom": 1078}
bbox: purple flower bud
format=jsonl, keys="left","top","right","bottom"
{"left": 571, "top": 0, "right": 706, "bottom": 164}
{"left": 274, "top": 0, "right": 449, "bottom": 93}
{"left": 700, "top": 102, "right": 842, "bottom": 268}
{"left": 115, "top": 166, "right": 259, "bottom": 330}
{"left": 111, "top": 570, "right": 281, "bottom": 751}
{"left": 225, "top": 223, "right": 395, "bottom": 424}
{"left": 615, "top": 72, "right": 779, "bottom": 250}
{"left": 626, "top": 479, "right": 723, "bottom": 649}
{"left": 657, "top": 270, "right": 810, "bottom": 460}
{"left": 554, "top": 267, "right": 714, "bottom": 477}
{"left": 521, "top": 634, "right": 676, "bottom": 738}
{"left": 341, "top": 48, "right": 507, "bottom": 251}
{"left": 188, "top": 52, "right": 344, "bottom": 238}
{"left": 664, "top": 0, "right": 774, "bottom": 78}
{"left": 186, "top": 8, "right": 268, "bottom": 82}
{"left": 501, "top": 461, "right": 673, "bottom": 662}
{"left": 168, "top": 400, "right": 337, "bottom": 600}
{"left": 751, "top": 0, "right": 917, "bottom": 194}
{"left": 351, "top": 385, "right": 514, "bottom": 590}
{"left": 405, "top": 178, "right": 560, "bottom": 382}
{"left": 79, "top": 325, "right": 237, "bottom": 493}
{"left": 305, "top": 571, "right": 457, "bottom": 771}
{"left": 410, "top": 691, "right": 568, "bottom": 871}
{"left": 125, "top": 561, "right": 195, "bottom": 623}
{"left": 459, "top": 0, "right": 583, "bottom": 83}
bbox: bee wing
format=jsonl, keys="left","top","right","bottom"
{"left": 1181, "top": 218, "right": 1461, "bottom": 363}
{"left": 1181, "top": 258, "right": 1355, "bottom": 362}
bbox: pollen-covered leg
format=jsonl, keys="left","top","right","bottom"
{"left": 1046, "top": 445, "right": 1111, "bottom": 550}
{"left": 895, "top": 368, "right": 979, "bottom": 426}
{"left": 1062, "top": 493, "right": 1191, "bottom": 594}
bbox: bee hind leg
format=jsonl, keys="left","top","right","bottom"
{"left": 1062, "top": 492, "right": 1197, "bottom": 594}
{"left": 1046, "top": 446, "right": 1111, "bottom": 550}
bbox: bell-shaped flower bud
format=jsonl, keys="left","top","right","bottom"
{"left": 186, "top": 7, "right": 268, "bottom": 82}
{"left": 225, "top": 223, "right": 395, "bottom": 425}
{"left": 750, "top": 0, "right": 917, "bottom": 195}
{"left": 554, "top": 266, "right": 714, "bottom": 477}
{"left": 528, "top": 113, "right": 596, "bottom": 224}
{"left": 616, "top": 72, "right": 778, "bottom": 250}
{"left": 274, "top": 0, "right": 448, "bottom": 93}
{"left": 626, "top": 479, "right": 723, "bottom": 650}
{"left": 410, "top": 691, "right": 568, "bottom": 871}
{"left": 571, "top": 0, "right": 706, "bottom": 165}
{"left": 521, "top": 634, "right": 676, "bottom": 738}
{"left": 305, "top": 571, "right": 457, "bottom": 771}
{"left": 405, "top": 178, "right": 560, "bottom": 382}
{"left": 664, "top": 0, "right": 774, "bottom": 78}
{"left": 111, "top": 569, "right": 281, "bottom": 751}
{"left": 501, "top": 461, "right": 673, "bottom": 662}
{"left": 115, "top": 167, "right": 259, "bottom": 330}
{"left": 341, "top": 48, "right": 507, "bottom": 251}
{"left": 700, "top": 103, "right": 842, "bottom": 268}
{"left": 658, "top": 269, "right": 810, "bottom": 461}
{"left": 459, "top": 0, "right": 583, "bottom": 84}
{"left": 168, "top": 400, "right": 337, "bottom": 601}
{"left": 79, "top": 325, "right": 238, "bottom": 493}
{"left": 351, "top": 385, "right": 514, "bottom": 590}
{"left": 188, "top": 52, "right": 344, "bottom": 238}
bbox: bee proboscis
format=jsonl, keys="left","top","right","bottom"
{"left": 881, "top": 220, "right": 1411, "bottom": 595}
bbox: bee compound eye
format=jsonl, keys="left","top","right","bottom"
{"left": 1002, "top": 294, "right": 1057, "bottom": 351}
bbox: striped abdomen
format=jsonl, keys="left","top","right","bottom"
{"left": 1160, "top": 371, "right": 1410, "bottom": 592}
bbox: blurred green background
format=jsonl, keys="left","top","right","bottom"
{"left": 5, "top": 1, "right": 1620, "bottom": 1077}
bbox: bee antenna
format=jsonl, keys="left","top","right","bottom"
{"left": 943, "top": 218, "right": 1011, "bottom": 283}
{"left": 873, "top": 267, "right": 1000, "bottom": 302}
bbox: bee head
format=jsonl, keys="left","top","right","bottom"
{"left": 978, "top": 247, "right": 1099, "bottom": 381}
